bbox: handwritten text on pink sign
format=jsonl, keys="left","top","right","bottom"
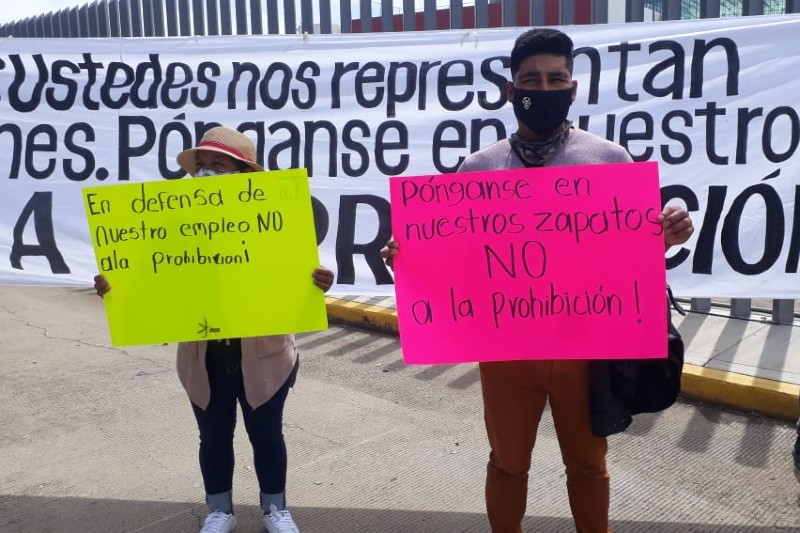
{"left": 389, "top": 161, "right": 667, "bottom": 364}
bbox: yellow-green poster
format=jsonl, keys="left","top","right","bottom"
{"left": 83, "top": 170, "right": 327, "bottom": 346}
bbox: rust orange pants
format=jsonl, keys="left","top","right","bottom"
{"left": 480, "top": 359, "right": 611, "bottom": 533}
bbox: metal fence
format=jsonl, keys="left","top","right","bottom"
{"left": 2, "top": 0, "right": 800, "bottom": 37}
{"left": 2, "top": 0, "right": 799, "bottom": 323}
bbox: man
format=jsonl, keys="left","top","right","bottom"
{"left": 383, "top": 28, "right": 693, "bottom": 533}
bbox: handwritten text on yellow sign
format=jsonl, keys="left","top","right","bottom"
{"left": 83, "top": 170, "right": 327, "bottom": 346}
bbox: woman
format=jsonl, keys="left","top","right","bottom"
{"left": 95, "top": 127, "right": 333, "bottom": 533}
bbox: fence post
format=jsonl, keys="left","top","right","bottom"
{"left": 60, "top": 10, "right": 71, "bottom": 37}
{"left": 700, "top": 1, "right": 721, "bottom": 18}
{"left": 662, "top": 0, "right": 682, "bottom": 20}
{"left": 530, "top": 0, "right": 546, "bottom": 25}
{"left": 592, "top": 0, "right": 608, "bottom": 23}
{"left": 561, "top": 0, "right": 576, "bottom": 25}
{"left": 625, "top": 0, "right": 644, "bottom": 22}
{"left": 165, "top": 0, "right": 178, "bottom": 35}
{"left": 142, "top": 0, "right": 156, "bottom": 36}
{"left": 206, "top": 0, "right": 219, "bottom": 35}
{"left": 250, "top": 0, "right": 264, "bottom": 34}
{"left": 44, "top": 12, "right": 55, "bottom": 37}
{"left": 403, "top": 0, "right": 416, "bottom": 30}
{"left": 119, "top": 0, "right": 132, "bottom": 36}
{"left": 339, "top": 0, "right": 352, "bottom": 33}
{"left": 450, "top": 0, "right": 464, "bottom": 29}
{"left": 178, "top": 0, "right": 191, "bottom": 36}
{"left": 98, "top": 0, "right": 111, "bottom": 36}
{"left": 235, "top": 0, "right": 249, "bottom": 34}
{"left": 80, "top": 5, "right": 92, "bottom": 37}
{"left": 69, "top": 7, "right": 80, "bottom": 36}
{"left": 423, "top": 0, "right": 436, "bottom": 30}
{"left": 300, "top": 0, "right": 314, "bottom": 33}
{"left": 359, "top": 0, "right": 371, "bottom": 32}
{"left": 35, "top": 15, "right": 45, "bottom": 38}
{"left": 502, "top": 0, "right": 516, "bottom": 27}
{"left": 730, "top": 298, "right": 752, "bottom": 320}
{"left": 191, "top": 0, "right": 205, "bottom": 35}
{"left": 773, "top": 299, "right": 795, "bottom": 325}
{"left": 219, "top": 0, "right": 233, "bottom": 34}
{"left": 283, "top": 0, "right": 297, "bottom": 34}
{"left": 87, "top": 3, "right": 99, "bottom": 36}
{"left": 130, "top": 0, "right": 144, "bottom": 36}
{"left": 742, "top": 0, "right": 764, "bottom": 16}
{"left": 378, "top": 0, "right": 391, "bottom": 31}
{"left": 691, "top": 298, "right": 712, "bottom": 313}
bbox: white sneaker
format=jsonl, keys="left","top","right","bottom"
{"left": 263, "top": 503, "right": 299, "bottom": 533}
{"left": 200, "top": 510, "right": 236, "bottom": 533}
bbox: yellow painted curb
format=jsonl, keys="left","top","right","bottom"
{"left": 326, "top": 296, "right": 398, "bottom": 334}
{"left": 681, "top": 364, "right": 799, "bottom": 421}
{"left": 325, "top": 299, "right": 800, "bottom": 421}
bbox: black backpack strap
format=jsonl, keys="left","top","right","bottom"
{"left": 667, "top": 285, "right": 686, "bottom": 316}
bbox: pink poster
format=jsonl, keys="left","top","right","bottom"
{"left": 389, "top": 161, "right": 667, "bottom": 365}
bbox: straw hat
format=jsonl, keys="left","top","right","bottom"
{"left": 176, "top": 126, "right": 265, "bottom": 174}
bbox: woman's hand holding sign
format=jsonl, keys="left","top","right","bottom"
{"left": 312, "top": 267, "right": 335, "bottom": 292}
{"left": 94, "top": 274, "right": 111, "bottom": 297}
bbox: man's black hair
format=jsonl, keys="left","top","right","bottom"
{"left": 510, "top": 28, "right": 574, "bottom": 76}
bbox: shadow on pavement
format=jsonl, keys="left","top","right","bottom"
{"left": 0, "top": 495, "right": 793, "bottom": 532}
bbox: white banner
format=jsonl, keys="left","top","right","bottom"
{"left": 2, "top": 14, "right": 800, "bottom": 297}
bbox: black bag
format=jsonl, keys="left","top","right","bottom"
{"left": 590, "top": 287, "right": 685, "bottom": 437}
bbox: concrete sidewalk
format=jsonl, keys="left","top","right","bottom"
{"left": 1, "top": 286, "right": 798, "bottom": 532}
{"left": 325, "top": 295, "right": 800, "bottom": 421}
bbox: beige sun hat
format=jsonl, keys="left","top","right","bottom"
{"left": 176, "top": 126, "right": 265, "bottom": 174}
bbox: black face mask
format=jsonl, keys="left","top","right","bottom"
{"left": 511, "top": 87, "right": 574, "bottom": 137}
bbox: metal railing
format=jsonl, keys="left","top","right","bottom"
{"left": 2, "top": 0, "right": 799, "bottom": 324}
{"left": 3, "top": 0, "right": 800, "bottom": 38}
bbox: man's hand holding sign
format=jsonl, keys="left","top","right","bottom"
{"left": 387, "top": 161, "right": 691, "bottom": 364}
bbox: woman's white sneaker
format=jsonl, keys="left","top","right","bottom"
{"left": 200, "top": 510, "right": 236, "bottom": 533}
{"left": 263, "top": 503, "right": 299, "bottom": 533}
